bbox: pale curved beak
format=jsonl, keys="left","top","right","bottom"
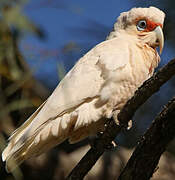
{"left": 154, "top": 26, "right": 164, "bottom": 54}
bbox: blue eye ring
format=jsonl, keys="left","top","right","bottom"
{"left": 137, "top": 20, "right": 147, "bottom": 31}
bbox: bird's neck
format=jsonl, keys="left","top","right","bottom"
{"left": 136, "top": 40, "right": 160, "bottom": 75}
{"left": 107, "top": 30, "right": 160, "bottom": 74}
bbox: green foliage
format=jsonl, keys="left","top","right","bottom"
{"left": 0, "top": 1, "right": 48, "bottom": 179}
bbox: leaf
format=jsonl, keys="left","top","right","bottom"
{"left": 2, "top": 4, "right": 44, "bottom": 38}
{"left": 0, "top": 99, "right": 34, "bottom": 120}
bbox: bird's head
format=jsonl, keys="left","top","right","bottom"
{"left": 109, "top": 7, "right": 165, "bottom": 54}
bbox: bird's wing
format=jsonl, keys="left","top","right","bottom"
{"left": 2, "top": 37, "right": 130, "bottom": 169}
{"left": 12, "top": 37, "right": 130, "bottom": 138}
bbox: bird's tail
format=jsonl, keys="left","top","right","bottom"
{"left": 2, "top": 129, "right": 66, "bottom": 172}
{"left": 2, "top": 101, "right": 66, "bottom": 172}
{"left": 1, "top": 101, "right": 47, "bottom": 172}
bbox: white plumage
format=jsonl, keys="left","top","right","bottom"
{"left": 2, "top": 6, "right": 165, "bottom": 172}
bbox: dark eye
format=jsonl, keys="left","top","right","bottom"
{"left": 137, "top": 20, "right": 147, "bottom": 31}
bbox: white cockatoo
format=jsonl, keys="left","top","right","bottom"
{"left": 2, "top": 6, "right": 165, "bottom": 171}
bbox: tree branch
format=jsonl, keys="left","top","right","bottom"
{"left": 66, "top": 58, "right": 175, "bottom": 180}
{"left": 118, "top": 97, "right": 175, "bottom": 180}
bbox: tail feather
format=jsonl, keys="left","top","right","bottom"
{"left": 9, "top": 101, "right": 47, "bottom": 141}
{"left": 2, "top": 110, "right": 77, "bottom": 172}
{"left": 4, "top": 138, "right": 34, "bottom": 172}
{"left": 2, "top": 101, "right": 47, "bottom": 163}
{"left": 4, "top": 134, "right": 66, "bottom": 172}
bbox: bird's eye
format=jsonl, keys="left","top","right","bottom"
{"left": 137, "top": 20, "right": 147, "bottom": 31}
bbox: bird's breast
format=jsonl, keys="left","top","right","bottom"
{"left": 105, "top": 45, "right": 159, "bottom": 111}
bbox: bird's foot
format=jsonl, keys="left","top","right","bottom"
{"left": 104, "top": 140, "right": 117, "bottom": 150}
{"left": 112, "top": 110, "right": 132, "bottom": 130}
{"left": 127, "top": 120, "right": 132, "bottom": 130}
{"left": 89, "top": 132, "right": 117, "bottom": 151}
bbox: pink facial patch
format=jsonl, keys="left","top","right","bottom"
{"left": 145, "top": 20, "right": 163, "bottom": 32}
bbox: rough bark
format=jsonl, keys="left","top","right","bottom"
{"left": 118, "top": 97, "right": 175, "bottom": 180}
{"left": 66, "top": 58, "right": 175, "bottom": 180}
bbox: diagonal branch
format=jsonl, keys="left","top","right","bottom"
{"left": 118, "top": 97, "right": 175, "bottom": 180}
{"left": 66, "top": 58, "right": 175, "bottom": 180}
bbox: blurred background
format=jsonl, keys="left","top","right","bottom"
{"left": 0, "top": 0, "right": 175, "bottom": 179}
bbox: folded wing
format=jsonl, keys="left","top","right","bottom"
{"left": 2, "top": 37, "right": 130, "bottom": 171}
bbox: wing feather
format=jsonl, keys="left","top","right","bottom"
{"left": 2, "top": 37, "right": 130, "bottom": 169}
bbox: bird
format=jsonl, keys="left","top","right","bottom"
{"left": 2, "top": 6, "right": 165, "bottom": 172}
